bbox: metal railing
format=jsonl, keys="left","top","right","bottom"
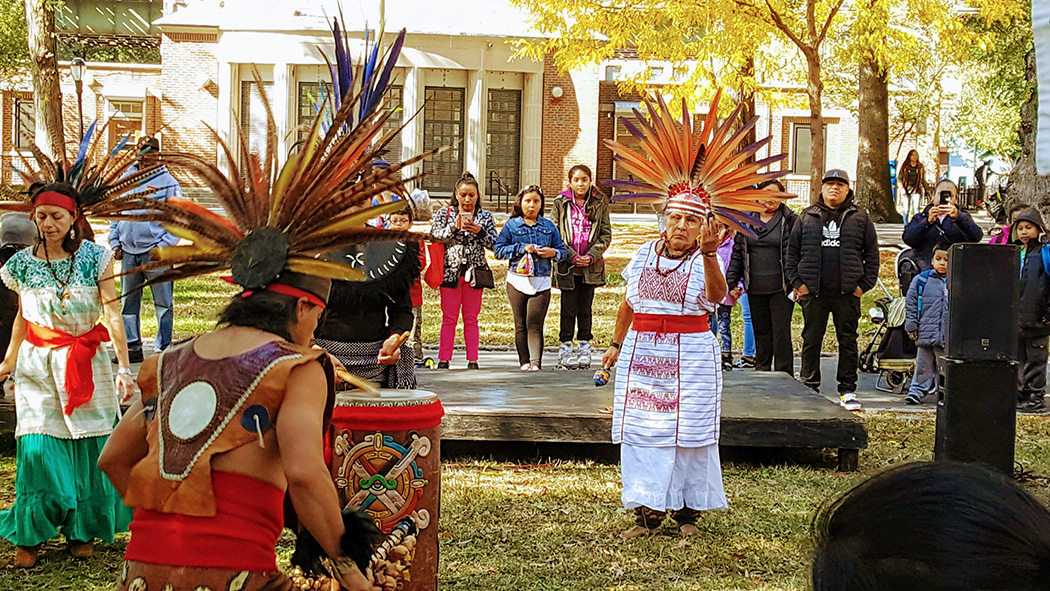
{"left": 487, "top": 170, "right": 514, "bottom": 213}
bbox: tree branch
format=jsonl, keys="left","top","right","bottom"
{"left": 806, "top": 0, "right": 817, "bottom": 42}
{"left": 817, "top": 0, "right": 847, "bottom": 46}
{"left": 763, "top": 0, "right": 806, "bottom": 50}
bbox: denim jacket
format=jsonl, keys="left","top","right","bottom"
{"left": 494, "top": 216, "right": 567, "bottom": 278}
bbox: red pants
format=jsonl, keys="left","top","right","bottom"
{"left": 439, "top": 278, "right": 484, "bottom": 362}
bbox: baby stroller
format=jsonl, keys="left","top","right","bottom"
{"left": 858, "top": 276, "right": 917, "bottom": 394}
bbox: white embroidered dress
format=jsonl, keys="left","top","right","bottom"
{"left": 613, "top": 240, "right": 727, "bottom": 511}
{"left": 0, "top": 241, "right": 118, "bottom": 439}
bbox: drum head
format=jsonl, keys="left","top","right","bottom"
{"left": 336, "top": 389, "right": 438, "bottom": 406}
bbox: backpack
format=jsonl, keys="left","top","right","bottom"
{"left": 914, "top": 270, "right": 934, "bottom": 318}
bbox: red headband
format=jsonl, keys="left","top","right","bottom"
{"left": 222, "top": 276, "right": 327, "bottom": 308}
{"left": 34, "top": 191, "right": 78, "bottom": 213}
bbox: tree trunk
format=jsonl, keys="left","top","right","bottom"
{"left": 740, "top": 55, "right": 757, "bottom": 164}
{"left": 1014, "top": 49, "right": 1050, "bottom": 213}
{"left": 856, "top": 53, "right": 900, "bottom": 222}
{"left": 25, "top": 0, "right": 64, "bottom": 161}
{"left": 806, "top": 50, "right": 824, "bottom": 205}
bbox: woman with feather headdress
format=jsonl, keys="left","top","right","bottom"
{"left": 0, "top": 121, "right": 168, "bottom": 567}
{"left": 599, "top": 90, "right": 791, "bottom": 538}
{"left": 95, "top": 19, "right": 429, "bottom": 591}
{"left": 0, "top": 181, "right": 137, "bottom": 567}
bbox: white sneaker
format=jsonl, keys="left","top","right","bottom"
{"left": 577, "top": 342, "right": 593, "bottom": 369}
{"left": 558, "top": 342, "right": 575, "bottom": 370}
{"left": 839, "top": 392, "right": 862, "bottom": 411}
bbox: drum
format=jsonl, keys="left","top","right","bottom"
{"left": 331, "top": 389, "right": 443, "bottom": 591}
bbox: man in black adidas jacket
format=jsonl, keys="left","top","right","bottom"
{"left": 785, "top": 169, "right": 880, "bottom": 410}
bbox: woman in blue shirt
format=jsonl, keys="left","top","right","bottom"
{"left": 494, "top": 186, "right": 567, "bottom": 371}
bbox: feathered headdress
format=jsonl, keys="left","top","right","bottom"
{"left": 2, "top": 122, "right": 166, "bottom": 214}
{"left": 95, "top": 22, "right": 436, "bottom": 304}
{"left": 604, "top": 88, "right": 793, "bottom": 236}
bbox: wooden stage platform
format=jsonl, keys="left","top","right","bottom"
{"left": 421, "top": 363, "right": 867, "bottom": 471}
{"left": 0, "top": 362, "right": 867, "bottom": 470}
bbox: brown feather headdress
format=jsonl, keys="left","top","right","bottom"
{"left": 97, "top": 28, "right": 439, "bottom": 302}
{"left": 604, "top": 89, "right": 794, "bottom": 237}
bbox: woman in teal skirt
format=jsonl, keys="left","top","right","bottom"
{"left": 0, "top": 183, "right": 135, "bottom": 567}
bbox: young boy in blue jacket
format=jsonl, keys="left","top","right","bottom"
{"left": 904, "top": 243, "right": 949, "bottom": 405}
{"left": 1012, "top": 208, "right": 1050, "bottom": 414}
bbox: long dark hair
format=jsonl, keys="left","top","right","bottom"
{"left": 812, "top": 461, "right": 1050, "bottom": 591}
{"left": 566, "top": 164, "right": 604, "bottom": 222}
{"left": 216, "top": 290, "right": 300, "bottom": 342}
{"left": 449, "top": 172, "right": 482, "bottom": 211}
{"left": 512, "top": 185, "right": 545, "bottom": 219}
{"left": 900, "top": 149, "right": 922, "bottom": 171}
{"left": 30, "top": 182, "right": 83, "bottom": 255}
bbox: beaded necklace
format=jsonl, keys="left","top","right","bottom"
{"left": 41, "top": 243, "right": 76, "bottom": 304}
{"left": 654, "top": 240, "right": 696, "bottom": 277}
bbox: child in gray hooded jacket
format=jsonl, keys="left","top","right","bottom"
{"left": 904, "top": 243, "right": 949, "bottom": 404}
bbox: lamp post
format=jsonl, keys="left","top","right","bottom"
{"left": 70, "top": 58, "right": 87, "bottom": 140}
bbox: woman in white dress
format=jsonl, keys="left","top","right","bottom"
{"left": 601, "top": 90, "right": 792, "bottom": 538}
{"left": 0, "top": 183, "right": 135, "bottom": 567}
{"left": 603, "top": 201, "right": 729, "bottom": 538}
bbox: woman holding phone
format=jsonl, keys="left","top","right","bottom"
{"left": 902, "top": 179, "right": 983, "bottom": 270}
{"left": 430, "top": 172, "right": 497, "bottom": 370}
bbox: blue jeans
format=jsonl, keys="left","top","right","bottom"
{"left": 715, "top": 305, "right": 733, "bottom": 353}
{"left": 740, "top": 294, "right": 755, "bottom": 358}
{"left": 120, "top": 250, "right": 173, "bottom": 352}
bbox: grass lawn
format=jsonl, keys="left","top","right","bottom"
{"left": 2, "top": 414, "right": 1049, "bottom": 589}
{"left": 140, "top": 221, "right": 898, "bottom": 354}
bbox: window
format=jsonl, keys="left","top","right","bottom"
{"left": 486, "top": 89, "right": 521, "bottom": 198}
{"left": 240, "top": 81, "right": 274, "bottom": 157}
{"left": 379, "top": 86, "right": 403, "bottom": 162}
{"left": 649, "top": 66, "right": 664, "bottom": 81}
{"left": 611, "top": 104, "right": 643, "bottom": 188}
{"left": 295, "top": 83, "right": 402, "bottom": 160}
{"left": 604, "top": 66, "right": 621, "bottom": 82}
{"left": 107, "top": 100, "right": 145, "bottom": 150}
{"left": 792, "top": 124, "right": 828, "bottom": 176}
{"left": 14, "top": 99, "right": 34, "bottom": 150}
{"left": 296, "top": 80, "right": 334, "bottom": 145}
{"left": 422, "top": 87, "right": 465, "bottom": 192}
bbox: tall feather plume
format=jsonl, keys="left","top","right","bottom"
{"left": 104, "top": 19, "right": 437, "bottom": 295}
{"left": 602, "top": 89, "right": 794, "bottom": 236}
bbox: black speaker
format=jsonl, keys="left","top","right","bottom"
{"left": 945, "top": 243, "right": 1019, "bottom": 361}
{"left": 935, "top": 359, "right": 1016, "bottom": 475}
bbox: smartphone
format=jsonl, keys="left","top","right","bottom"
{"left": 939, "top": 191, "right": 951, "bottom": 205}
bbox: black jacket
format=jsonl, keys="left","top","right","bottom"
{"left": 785, "top": 193, "right": 880, "bottom": 296}
{"left": 902, "top": 204, "right": 983, "bottom": 268}
{"left": 725, "top": 204, "right": 798, "bottom": 295}
{"left": 1012, "top": 208, "right": 1050, "bottom": 337}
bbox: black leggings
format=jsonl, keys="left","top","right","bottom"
{"left": 507, "top": 284, "right": 552, "bottom": 366}
{"left": 748, "top": 291, "right": 796, "bottom": 374}
{"left": 559, "top": 274, "right": 596, "bottom": 342}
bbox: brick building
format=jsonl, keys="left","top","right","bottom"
{"left": 2, "top": 0, "right": 863, "bottom": 208}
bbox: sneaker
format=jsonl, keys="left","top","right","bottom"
{"left": 735, "top": 356, "right": 756, "bottom": 368}
{"left": 558, "top": 342, "right": 575, "bottom": 370}
{"left": 577, "top": 342, "right": 593, "bottom": 369}
{"left": 436, "top": 360, "right": 450, "bottom": 370}
{"left": 1017, "top": 399, "right": 1049, "bottom": 414}
{"left": 528, "top": 364, "right": 541, "bottom": 372}
{"left": 839, "top": 392, "right": 862, "bottom": 411}
{"left": 520, "top": 363, "right": 532, "bottom": 372}
{"left": 113, "top": 349, "right": 144, "bottom": 365}
{"left": 721, "top": 352, "right": 734, "bottom": 372}
{"left": 904, "top": 393, "right": 922, "bottom": 405}
{"left": 467, "top": 361, "right": 480, "bottom": 370}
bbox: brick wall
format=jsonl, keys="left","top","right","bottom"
{"left": 160, "top": 32, "right": 219, "bottom": 187}
{"left": 539, "top": 56, "right": 599, "bottom": 200}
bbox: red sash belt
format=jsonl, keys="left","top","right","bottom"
{"left": 632, "top": 313, "right": 709, "bottom": 334}
{"left": 25, "top": 322, "right": 110, "bottom": 415}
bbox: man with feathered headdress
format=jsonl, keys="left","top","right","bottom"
{"left": 96, "top": 23, "right": 429, "bottom": 590}
{"left": 601, "top": 91, "right": 791, "bottom": 538}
